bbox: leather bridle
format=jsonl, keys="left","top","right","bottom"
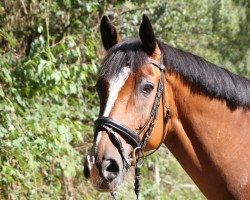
{"left": 93, "top": 58, "right": 171, "bottom": 200}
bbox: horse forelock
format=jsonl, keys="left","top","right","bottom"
{"left": 100, "top": 39, "right": 148, "bottom": 79}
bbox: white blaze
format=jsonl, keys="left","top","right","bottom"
{"left": 94, "top": 67, "right": 131, "bottom": 150}
{"left": 103, "top": 67, "right": 131, "bottom": 117}
{"left": 94, "top": 131, "right": 103, "bottom": 153}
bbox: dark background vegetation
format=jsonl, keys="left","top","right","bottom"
{"left": 0, "top": 0, "right": 249, "bottom": 199}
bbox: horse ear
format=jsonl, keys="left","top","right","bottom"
{"left": 100, "top": 15, "right": 121, "bottom": 51}
{"left": 139, "top": 14, "right": 157, "bottom": 55}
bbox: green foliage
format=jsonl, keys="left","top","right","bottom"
{"left": 0, "top": 0, "right": 249, "bottom": 199}
{"left": 108, "top": 0, "right": 250, "bottom": 77}
{"left": 0, "top": 1, "right": 99, "bottom": 198}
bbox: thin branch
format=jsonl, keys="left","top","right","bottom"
{"left": 161, "top": 179, "right": 173, "bottom": 185}
{"left": 104, "top": 7, "right": 146, "bottom": 18}
{"left": 120, "top": 7, "right": 146, "bottom": 15}
{"left": 19, "top": 0, "right": 27, "bottom": 15}
{"left": 50, "top": 36, "right": 68, "bottom": 48}
{"left": 161, "top": 179, "right": 198, "bottom": 189}
{"left": 155, "top": 161, "right": 160, "bottom": 185}
{"left": 174, "top": 184, "right": 198, "bottom": 189}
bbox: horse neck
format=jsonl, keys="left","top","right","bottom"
{"left": 164, "top": 72, "right": 250, "bottom": 199}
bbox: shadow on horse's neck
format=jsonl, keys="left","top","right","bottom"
{"left": 164, "top": 72, "right": 250, "bottom": 199}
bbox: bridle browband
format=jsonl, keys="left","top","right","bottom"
{"left": 93, "top": 58, "right": 171, "bottom": 200}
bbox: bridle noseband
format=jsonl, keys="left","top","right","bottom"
{"left": 93, "top": 58, "right": 171, "bottom": 200}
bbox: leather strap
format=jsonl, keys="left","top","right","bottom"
{"left": 148, "top": 58, "right": 165, "bottom": 71}
{"left": 94, "top": 117, "right": 141, "bottom": 147}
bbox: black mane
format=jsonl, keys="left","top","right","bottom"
{"left": 100, "top": 38, "right": 250, "bottom": 108}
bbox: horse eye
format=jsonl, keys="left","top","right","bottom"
{"left": 141, "top": 83, "right": 154, "bottom": 94}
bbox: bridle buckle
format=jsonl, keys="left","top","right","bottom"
{"left": 129, "top": 147, "right": 144, "bottom": 166}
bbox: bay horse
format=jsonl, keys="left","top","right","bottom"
{"left": 84, "top": 15, "right": 250, "bottom": 200}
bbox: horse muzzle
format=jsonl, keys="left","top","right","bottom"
{"left": 84, "top": 154, "right": 126, "bottom": 192}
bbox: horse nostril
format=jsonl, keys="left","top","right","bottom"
{"left": 102, "top": 159, "right": 119, "bottom": 181}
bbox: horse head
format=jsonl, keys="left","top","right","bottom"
{"left": 84, "top": 15, "right": 171, "bottom": 194}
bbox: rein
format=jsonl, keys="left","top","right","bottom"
{"left": 93, "top": 59, "right": 171, "bottom": 200}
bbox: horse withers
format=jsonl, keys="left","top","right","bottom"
{"left": 84, "top": 15, "right": 250, "bottom": 199}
